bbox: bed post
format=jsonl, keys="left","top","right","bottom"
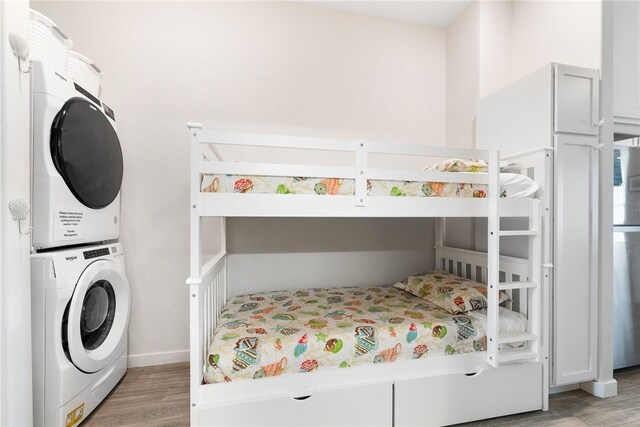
{"left": 188, "top": 123, "right": 204, "bottom": 280}
{"left": 529, "top": 199, "right": 547, "bottom": 409}
{"left": 221, "top": 217, "right": 227, "bottom": 303}
{"left": 435, "top": 218, "right": 445, "bottom": 247}
{"left": 354, "top": 140, "right": 368, "bottom": 207}
{"left": 435, "top": 218, "right": 445, "bottom": 270}
{"left": 487, "top": 149, "right": 500, "bottom": 367}
{"left": 187, "top": 122, "right": 203, "bottom": 425}
{"left": 542, "top": 148, "right": 553, "bottom": 410}
{"left": 188, "top": 123, "right": 203, "bottom": 279}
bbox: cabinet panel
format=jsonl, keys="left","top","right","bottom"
{"left": 613, "top": 0, "right": 640, "bottom": 122}
{"left": 553, "top": 134, "right": 598, "bottom": 386}
{"left": 554, "top": 64, "right": 599, "bottom": 136}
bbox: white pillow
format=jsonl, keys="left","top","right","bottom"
{"left": 467, "top": 306, "right": 528, "bottom": 335}
{"left": 499, "top": 173, "right": 540, "bottom": 198}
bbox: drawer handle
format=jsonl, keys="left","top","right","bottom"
{"left": 292, "top": 386, "right": 314, "bottom": 401}
{"left": 464, "top": 371, "right": 481, "bottom": 377}
{"left": 293, "top": 394, "right": 312, "bottom": 401}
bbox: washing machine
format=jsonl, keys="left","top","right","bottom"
{"left": 31, "top": 59, "right": 123, "bottom": 250}
{"left": 31, "top": 243, "right": 130, "bottom": 426}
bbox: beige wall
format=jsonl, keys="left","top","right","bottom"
{"left": 32, "top": 1, "right": 447, "bottom": 364}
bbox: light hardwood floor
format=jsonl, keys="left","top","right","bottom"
{"left": 84, "top": 363, "right": 640, "bottom": 426}
{"left": 83, "top": 363, "right": 189, "bottom": 427}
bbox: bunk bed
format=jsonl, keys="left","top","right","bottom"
{"left": 186, "top": 123, "right": 551, "bottom": 426}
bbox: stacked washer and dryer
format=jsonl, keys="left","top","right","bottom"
{"left": 29, "top": 10, "right": 131, "bottom": 427}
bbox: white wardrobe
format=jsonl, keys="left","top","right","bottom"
{"left": 476, "top": 63, "right": 600, "bottom": 387}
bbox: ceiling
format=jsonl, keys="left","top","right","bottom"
{"left": 302, "top": 1, "right": 471, "bottom": 28}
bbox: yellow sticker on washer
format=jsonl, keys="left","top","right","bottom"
{"left": 65, "top": 403, "right": 84, "bottom": 427}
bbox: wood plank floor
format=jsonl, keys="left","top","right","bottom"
{"left": 83, "top": 363, "right": 189, "bottom": 427}
{"left": 84, "top": 363, "right": 640, "bottom": 426}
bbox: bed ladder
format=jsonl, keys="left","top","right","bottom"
{"left": 487, "top": 152, "right": 542, "bottom": 368}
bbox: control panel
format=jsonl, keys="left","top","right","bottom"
{"left": 83, "top": 247, "right": 110, "bottom": 260}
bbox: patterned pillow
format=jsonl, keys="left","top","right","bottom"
{"left": 393, "top": 270, "right": 510, "bottom": 314}
{"left": 424, "top": 158, "right": 519, "bottom": 173}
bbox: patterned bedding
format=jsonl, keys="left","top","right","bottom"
{"left": 204, "top": 285, "right": 505, "bottom": 384}
{"left": 201, "top": 173, "right": 538, "bottom": 198}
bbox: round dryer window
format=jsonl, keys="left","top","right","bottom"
{"left": 50, "top": 97, "right": 123, "bottom": 209}
{"left": 65, "top": 259, "right": 130, "bottom": 373}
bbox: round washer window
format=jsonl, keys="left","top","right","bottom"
{"left": 50, "top": 97, "right": 123, "bottom": 209}
{"left": 81, "top": 280, "right": 116, "bottom": 350}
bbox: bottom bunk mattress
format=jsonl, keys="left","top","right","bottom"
{"left": 204, "top": 285, "right": 526, "bottom": 384}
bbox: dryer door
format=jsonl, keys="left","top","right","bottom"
{"left": 50, "top": 97, "right": 123, "bottom": 209}
{"left": 66, "top": 259, "right": 130, "bottom": 373}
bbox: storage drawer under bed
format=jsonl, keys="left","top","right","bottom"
{"left": 200, "top": 381, "right": 393, "bottom": 426}
{"left": 395, "top": 362, "right": 543, "bottom": 426}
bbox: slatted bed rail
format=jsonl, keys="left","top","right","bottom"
{"left": 436, "top": 244, "right": 534, "bottom": 318}
{"left": 188, "top": 250, "right": 227, "bottom": 424}
{"left": 435, "top": 245, "right": 530, "bottom": 285}
{"left": 185, "top": 123, "right": 514, "bottom": 219}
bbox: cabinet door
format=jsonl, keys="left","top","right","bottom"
{"left": 552, "top": 134, "right": 599, "bottom": 386}
{"left": 613, "top": 0, "right": 640, "bottom": 122}
{"left": 554, "top": 64, "right": 599, "bottom": 136}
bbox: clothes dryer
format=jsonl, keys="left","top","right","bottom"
{"left": 31, "top": 60, "right": 123, "bottom": 250}
{"left": 31, "top": 243, "right": 130, "bottom": 426}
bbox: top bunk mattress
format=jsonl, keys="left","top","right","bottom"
{"left": 201, "top": 173, "right": 539, "bottom": 199}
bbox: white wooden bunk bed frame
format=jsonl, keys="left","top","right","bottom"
{"left": 186, "top": 123, "right": 551, "bottom": 426}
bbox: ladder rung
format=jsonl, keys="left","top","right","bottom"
{"left": 499, "top": 229, "right": 538, "bottom": 237}
{"left": 498, "top": 281, "right": 537, "bottom": 290}
{"left": 498, "top": 333, "right": 537, "bottom": 345}
{"left": 498, "top": 349, "right": 537, "bottom": 363}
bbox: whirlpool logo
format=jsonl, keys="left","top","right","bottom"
{"left": 65, "top": 256, "right": 77, "bottom": 262}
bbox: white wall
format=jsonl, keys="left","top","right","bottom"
{"left": 445, "top": 0, "right": 479, "bottom": 149}
{"left": 511, "top": 0, "right": 601, "bottom": 84}
{"left": 0, "top": 0, "right": 32, "bottom": 424}
{"left": 227, "top": 218, "right": 436, "bottom": 297}
{"left": 478, "top": 1, "right": 512, "bottom": 99}
{"left": 32, "top": 1, "right": 446, "bottom": 365}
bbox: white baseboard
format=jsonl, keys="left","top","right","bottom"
{"left": 128, "top": 349, "right": 189, "bottom": 368}
{"left": 549, "top": 383, "right": 580, "bottom": 394}
{"left": 580, "top": 378, "right": 618, "bottom": 398}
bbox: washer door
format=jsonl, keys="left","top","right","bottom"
{"left": 66, "top": 259, "right": 130, "bottom": 373}
{"left": 50, "top": 97, "right": 123, "bottom": 209}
